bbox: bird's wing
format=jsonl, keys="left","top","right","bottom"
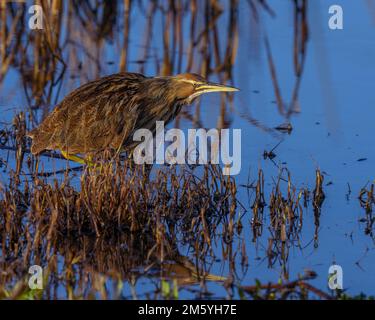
{"left": 31, "top": 73, "right": 146, "bottom": 154}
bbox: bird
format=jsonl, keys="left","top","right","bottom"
{"left": 28, "top": 72, "right": 239, "bottom": 164}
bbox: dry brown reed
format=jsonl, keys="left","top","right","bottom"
{"left": 243, "top": 167, "right": 325, "bottom": 280}
{"left": 358, "top": 183, "right": 374, "bottom": 238}
{"left": 0, "top": 146, "right": 238, "bottom": 298}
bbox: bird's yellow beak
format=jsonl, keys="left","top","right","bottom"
{"left": 196, "top": 82, "right": 240, "bottom": 94}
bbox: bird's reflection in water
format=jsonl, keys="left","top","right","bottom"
{"left": 54, "top": 230, "right": 226, "bottom": 298}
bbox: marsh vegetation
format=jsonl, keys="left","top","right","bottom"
{"left": 0, "top": 0, "right": 374, "bottom": 299}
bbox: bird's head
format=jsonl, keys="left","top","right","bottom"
{"left": 169, "top": 73, "right": 239, "bottom": 104}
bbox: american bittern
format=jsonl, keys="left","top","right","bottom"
{"left": 28, "top": 73, "right": 239, "bottom": 164}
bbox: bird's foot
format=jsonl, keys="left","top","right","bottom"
{"left": 61, "top": 151, "right": 94, "bottom": 166}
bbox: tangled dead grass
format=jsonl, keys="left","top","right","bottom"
{"left": 0, "top": 155, "right": 240, "bottom": 298}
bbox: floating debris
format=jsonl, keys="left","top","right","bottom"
{"left": 358, "top": 184, "right": 374, "bottom": 238}
{"left": 274, "top": 123, "right": 293, "bottom": 134}
{"left": 241, "top": 270, "right": 333, "bottom": 300}
{"left": 263, "top": 140, "right": 283, "bottom": 160}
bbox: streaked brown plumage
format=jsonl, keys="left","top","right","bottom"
{"left": 28, "top": 72, "right": 238, "bottom": 163}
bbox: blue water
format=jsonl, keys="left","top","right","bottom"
{"left": 1, "top": 0, "right": 374, "bottom": 298}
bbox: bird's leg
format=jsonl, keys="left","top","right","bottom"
{"left": 61, "top": 151, "right": 92, "bottom": 166}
